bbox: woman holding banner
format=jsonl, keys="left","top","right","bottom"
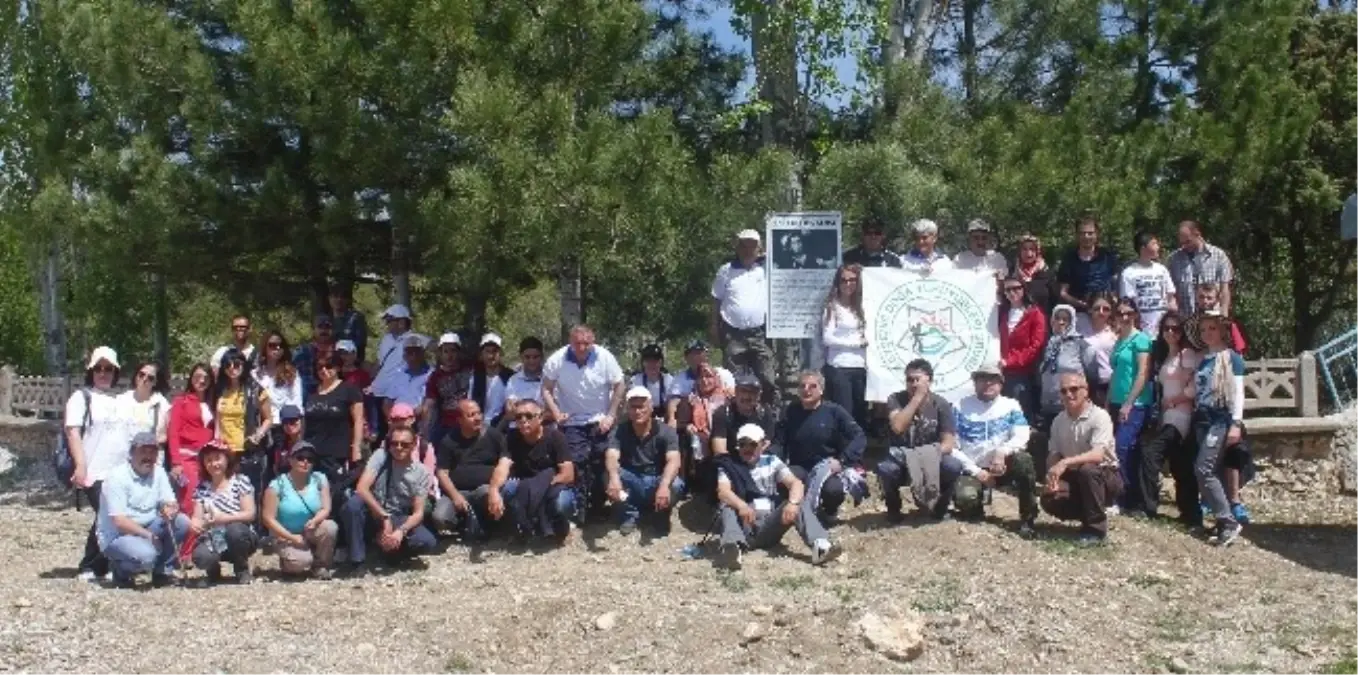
{"left": 819, "top": 264, "right": 870, "bottom": 431}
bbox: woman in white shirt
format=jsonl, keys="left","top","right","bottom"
{"left": 118, "top": 361, "right": 171, "bottom": 448}
{"left": 65, "top": 346, "right": 133, "bottom": 582}
{"left": 1083, "top": 292, "right": 1119, "bottom": 407}
{"left": 254, "top": 329, "right": 304, "bottom": 425}
{"left": 1140, "top": 312, "right": 1200, "bottom": 524}
{"left": 819, "top": 264, "right": 869, "bottom": 430}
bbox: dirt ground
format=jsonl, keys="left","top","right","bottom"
{"left": 0, "top": 459, "right": 1354, "bottom": 674}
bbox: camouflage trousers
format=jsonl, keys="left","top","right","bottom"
{"left": 953, "top": 451, "right": 1038, "bottom": 523}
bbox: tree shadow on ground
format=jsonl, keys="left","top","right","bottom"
{"left": 1244, "top": 522, "right": 1357, "bottom": 578}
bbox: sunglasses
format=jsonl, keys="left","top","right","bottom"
{"left": 136, "top": 371, "right": 155, "bottom": 381}
{"left": 291, "top": 455, "right": 314, "bottom": 464}
{"left": 1003, "top": 286, "right": 1024, "bottom": 293}
{"left": 284, "top": 418, "right": 302, "bottom": 424}
{"left": 627, "top": 403, "right": 650, "bottom": 411}
{"left": 516, "top": 412, "right": 540, "bottom": 421}
{"left": 738, "top": 440, "right": 759, "bottom": 447}
{"left": 267, "top": 342, "right": 284, "bottom": 349}
{"left": 232, "top": 325, "right": 250, "bottom": 331}
{"left": 1059, "top": 385, "right": 1086, "bottom": 396}
{"left": 863, "top": 230, "right": 884, "bottom": 236}
{"left": 1163, "top": 325, "right": 1183, "bottom": 333}
{"left": 92, "top": 365, "right": 116, "bottom": 374}
{"left": 226, "top": 361, "right": 245, "bottom": 369}
{"left": 1117, "top": 309, "right": 1136, "bottom": 317}
{"left": 389, "top": 440, "right": 415, "bottom": 449}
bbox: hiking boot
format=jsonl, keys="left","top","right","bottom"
{"left": 652, "top": 511, "right": 673, "bottom": 538}
{"left": 619, "top": 519, "right": 638, "bottom": 536}
{"left": 1230, "top": 502, "right": 1251, "bottom": 524}
{"left": 151, "top": 573, "right": 175, "bottom": 588}
{"left": 1016, "top": 520, "right": 1036, "bottom": 540}
{"left": 313, "top": 567, "right": 333, "bottom": 581}
{"left": 1210, "top": 522, "right": 1243, "bottom": 547}
{"left": 205, "top": 564, "right": 223, "bottom": 584}
{"left": 344, "top": 563, "right": 368, "bottom": 579}
{"left": 811, "top": 539, "right": 841, "bottom": 566}
{"left": 236, "top": 567, "right": 254, "bottom": 585}
{"left": 885, "top": 509, "right": 906, "bottom": 524}
{"left": 78, "top": 569, "right": 105, "bottom": 584}
{"left": 718, "top": 542, "right": 743, "bottom": 571}
{"left": 111, "top": 574, "right": 136, "bottom": 590}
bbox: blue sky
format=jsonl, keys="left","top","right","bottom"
{"left": 684, "top": 2, "right": 864, "bottom": 108}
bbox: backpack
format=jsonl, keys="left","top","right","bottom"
{"left": 53, "top": 388, "right": 93, "bottom": 486}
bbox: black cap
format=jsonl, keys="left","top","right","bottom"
{"left": 684, "top": 339, "right": 709, "bottom": 354}
{"left": 734, "top": 373, "right": 762, "bottom": 389}
{"left": 641, "top": 343, "right": 664, "bottom": 360}
{"left": 289, "top": 441, "right": 318, "bottom": 462}
{"left": 314, "top": 314, "right": 334, "bottom": 327}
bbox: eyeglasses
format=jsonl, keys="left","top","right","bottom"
{"left": 389, "top": 440, "right": 414, "bottom": 449}
{"left": 92, "top": 365, "right": 115, "bottom": 374}
{"left": 516, "top": 412, "right": 540, "bottom": 421}
{"left": 136, "top": 371, "right": 154, "bottom": 381}
{"left": 840, "top": 277, "right": 859, "bottom": 284}
{"left": 1092, "top": 306, "right": 1112, "bottom": 314}
{"left": 1059, "top": 385, "right": 1087, "bottom": 396}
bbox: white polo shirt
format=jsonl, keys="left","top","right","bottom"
{"left": 543, "top": 345, "right": 625, "bottom": 427}
{"left": 953, "top": 250, "right": 1008, "bottom": 277}
{"left": 711, "top": 257, "right": 767, "bottom": 330}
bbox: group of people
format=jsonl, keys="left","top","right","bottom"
{"left": 59, "top": 214, "right": 1253, "bottom": 587}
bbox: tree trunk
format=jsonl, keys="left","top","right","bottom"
{"left": 961, "top": 0, "right": 979, "bottom": 104}
{"left": 558, "top": 256, "right": 583, "bottom": 344}
{"left": 391, "top": 218, "right": 411, "bottom": 311}
{"left": 750, "top": 0, "right": 801, "bottom": 149}
{"left": 462, "top": 292, "right": 489, "bottom": 347}
{"left": 37, "top": 240, "right": 66, "bottom": 375}
{"left": 152, "top": 269, "right": 169, "bottom": 385}
{"left": 906, "top": 0, "right": 942, "bottom": 67}
{"left": 1133, "top": 0, "right": 1154, "bottom": 123}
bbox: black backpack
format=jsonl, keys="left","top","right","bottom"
{"left": 53, "top": 388, "right": 92, "bottom": 486}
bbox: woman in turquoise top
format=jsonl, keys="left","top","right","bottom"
{"left": 1191, "top": 310, "right": 1247, "bottom": 547}
{"left": 1108, "top": 298, "right": 1153, "bottom": 514}
{"left": 261, "top": 442, "right": 337, "bottom": 579}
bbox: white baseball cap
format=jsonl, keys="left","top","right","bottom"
{"left": 481, "top": 332, "right": 503, "bottom": 348}
{"left": 335, "top": 339, "right": 357, "bottom": 353}
{"left": 438, "top": 332, "right": 461, "bottom": 347}
{"left": 86, "top": 346, "right": 120, "bottom": 371}
{"left": 736, "top": 423, "right": 765, "bottom": 443}
{"left": 736, "top": 229, "right": 761, "bottom": 243}
{"left": 382, "top": 304, "right": 412, "bottom": 321}
{"left": 625, "top": 385, "right": 652, "bottom": 401}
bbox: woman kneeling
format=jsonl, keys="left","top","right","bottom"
{"left": 262, "top": 442, "right": 338, "bottom": 579}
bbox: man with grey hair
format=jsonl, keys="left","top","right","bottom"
{"left": 953, "top": 219, "right": 1008, "bottom": 279}
{"left": 1040, "top": 372, "right": 1122, "bottom": 545}
{"left": 903, "top": 219, "right": 954, "bottom": 274}
{"left": 97, "top": 432, "right": 190, "bottom": 588}
{"left": 775, "top": 371, "right": 867, "bottom": 523}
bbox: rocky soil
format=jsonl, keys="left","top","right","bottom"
{"left": 0, "top": 456, "right": 1354, "bottom": 674}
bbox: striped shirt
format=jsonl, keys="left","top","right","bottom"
{"left": 192, "top": 474, "right": 255, "bottom": 515}
{"left": 717, "top": 453, "right": 792, "bottom": 500}
{"left": 1167, "top": 242, "right": 1234, "bottom": 315}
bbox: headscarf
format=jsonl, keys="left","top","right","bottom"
{"left": 1014, "top": 233, "right": 1048, "bottom": 282}
{"left": 1041, "top": 304, "right": 1080, "bottom": 374}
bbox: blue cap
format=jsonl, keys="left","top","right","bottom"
{"left": 280, "top": 405, "right": 303, "bottom": 421}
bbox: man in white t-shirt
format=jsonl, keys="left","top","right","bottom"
{"left": 710, "top": 229, "right": 777, "bottom": 404}
{"left": 501, "top": 336, "right": 547, "bottom": 427}
{"left": 1119, "top": 231, "right": 1177, "bottom": 335}
{"left": 211, "top": 315, "right": 256, "bottom": 375}
{"left": 542, "top": 325, "right": 626, "bottom": 522}
{"left": 952, "top": 219, "right": 1008, "bottom": 280}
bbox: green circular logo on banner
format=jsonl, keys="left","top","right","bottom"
{"left": 874, "top": 278, "right": 991, "bottom": 393}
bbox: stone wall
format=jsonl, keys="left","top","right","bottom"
{"left": 0, "top": 416, "right": 60, "bottom": 461}
{"left": 1249, "top": 404, "right": 1358, "bottom": 496}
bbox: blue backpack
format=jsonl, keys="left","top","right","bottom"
{"left": 53, "top": 388, "right": 92, "bottom": 486}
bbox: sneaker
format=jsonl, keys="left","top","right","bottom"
{"left": 1200, "top": 501, "right": 1212, "bottom": 516}
{"left": 236, "top": 567, "right": 254, "bottom": 585}
{"left": 344, "top": 562, "right": 368, "bottom": 579}
{"left": 811, "top": 539, "right": 842, "bottom": 566}
{"left": 77, "top": 569, "right": 102, "bottom": 584}
{"left": 1105, "top": 505, "right": 1121, "bottom": 517}
{"left": 1016, "top": 520, "right": 1036, "bottom": 539}
{"left": 1230, "top": 502, "right": 1251, "bottom": 524}
{"left": 718, "top": 542, "right": 743, "bottom": 571}
{"left": 313, "top": 567, "right": 333, "bottom": 581}
{"left": 150, "top": 573, "right": 175, "bottom": 588}
{"left": 111, "top": 574, "right": 136, "bottom": 590}
{"left": 1211, "top": 523, "right": 1243, "bottom": 547}
{"left": 619, "top": 519, "right": 638, "bottom": 536}
{"left": 1075, "top": 533, "right": 1106, "bottom": 547}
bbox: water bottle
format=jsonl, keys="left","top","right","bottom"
{"left": 204, "top": 500, "right": 227, "bottom": 553}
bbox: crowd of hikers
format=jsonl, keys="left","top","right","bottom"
{"left": 57, "top": 215, "right": 1254, "bottom": 587}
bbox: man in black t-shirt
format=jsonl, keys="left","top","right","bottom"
{"left": 488, "top": 399, "right": 576, "bottom": 542}
{"left": 876, "top": 359, "right": 963, "bottom": 523}
{"left": 710, "top": 374, "right": 781, "bottom": 458}
{"left": 431, "top": 400, "right": 508, "bottom": 540}
{"left": 603, "top": 387, "right": 684, "bottom": 536}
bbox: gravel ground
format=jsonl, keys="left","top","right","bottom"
{"left": 0, "top": 460, "right": 1354, "bottom": 674}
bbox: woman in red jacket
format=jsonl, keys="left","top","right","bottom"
{"left": 999, "top": 275, "right": 1047, "bottom": 424}
{"left": 167, "top": 364, "right": 215, "bottom": 529}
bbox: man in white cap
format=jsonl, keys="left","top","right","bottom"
{"left": 371, "top": 305, "right": 414, "bottom": 403}
{"left": 953, "top": 218, "right": 1008, "bottom": 279}
{"left": 471, "top": 332, "right": 509, "bottom": 426}
{"left": 603, "top": 386, "right": 684, "bottom": 536}
{"left": 97, "top": 431, "right": 190, "bottom": 588}
{"left": 381, "top": 333, "right": 433, "bottom": 420}
{"left": 951, "top": 362, "right": 1037, "bottom": 534}
{"left": 422, "top": 332, "right": 471, "bottom": 448}
{"left": 710, "top": 228, "right": 776, "bottom": 404}
{"left": 712, "top": 423, "right": 840, "bottom": 569}
{"left": 902, "top": 219, "right": 954, "bottom": 274}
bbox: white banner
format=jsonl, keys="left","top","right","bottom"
{"left": 863, "top": 267, "right": 1000, "bottom": 404}
{"left": 765, "top": 212, "right": 842, "bottom": 339}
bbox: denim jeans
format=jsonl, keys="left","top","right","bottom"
{"left": 877, "top": 447, "right": 964, "bottom": 517}
{"left": 190, "top": 521, "right": 258, "bottom": 572}
{"left": 563, "top": 424, "right": 609, "bottom": 521}
{"left": 615, "top": 468, "right": 687, "bottom": 525}
{"left": 821, "top": 364, "right": 869, "bottom": 431}
{"left": 1193, "top": 415, "right": 1236, "bottom": 526}
{"left": 1110, "top": 403, "right": 1148, "bottom": 510}
{"left": 432, "top": 481, "right": 518, "bottom": 539}
{"left": 340, "top": 493, "right": 437, "bottom": 564}
{"left": 103, "top": 514, "right": 191, "bottom": 581}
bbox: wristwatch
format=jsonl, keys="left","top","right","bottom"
{"left": 788, "top": 500, "right": 801, "bottom": 506}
